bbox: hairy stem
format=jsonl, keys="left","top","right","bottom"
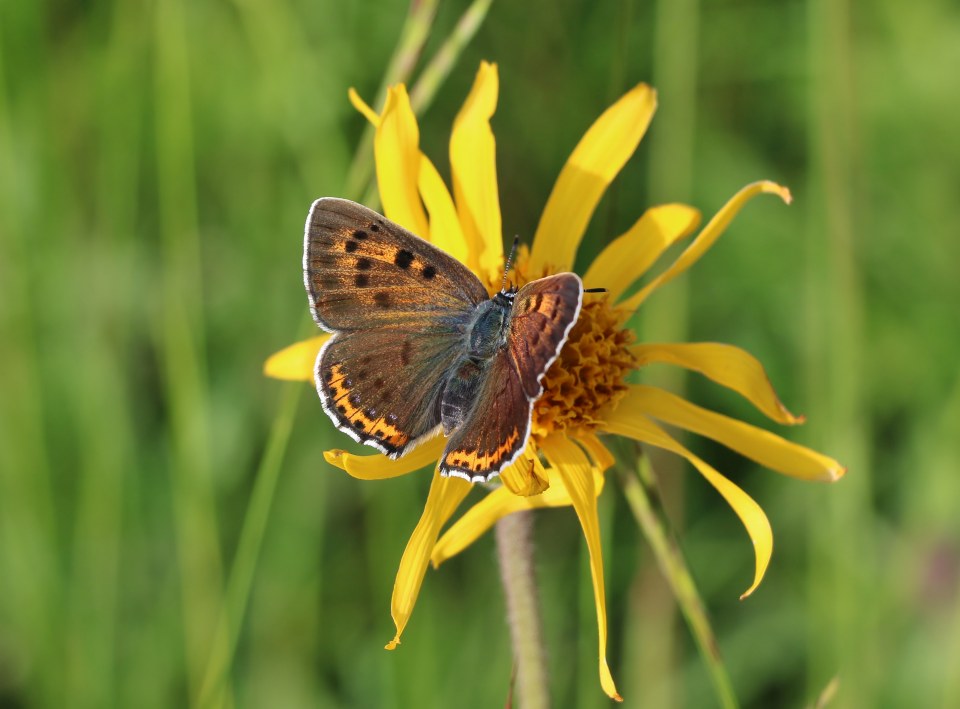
{"left": 496, "top": 511, "right": 550, "bottom": 709}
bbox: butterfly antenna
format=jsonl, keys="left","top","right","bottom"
{"left": 501, "top": 235, "right": 520, "bottom": 292}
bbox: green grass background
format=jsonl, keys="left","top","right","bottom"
{"left": 1, "top": 0, "right": 958, "bottom": 707}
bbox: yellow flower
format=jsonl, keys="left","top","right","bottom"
{"left": 265, "top": 61, "right": 845, "bottom": 702}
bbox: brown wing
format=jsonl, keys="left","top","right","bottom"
{"left": 303, "top": 198, "right": 488, "bottom": 332}
{"left": 507, "top": 273, "right": 583, "bottom": 398}
{"left": 317, "top": 327, "right": 463, "bottom": 458}
{"left": 439, "top": 349, "right": 531, "bottom": 482}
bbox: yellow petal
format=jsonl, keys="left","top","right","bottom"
{"left": 418, "top": 154, "right": 469, "bottom": 264}
{"left": 541, "top": 436, "right": 622, "bottom": 701}
{"left": 263, "top": 335, "right": 330, "bottom": 381}
{"left": 323, "top": 436, "right": 445, "bottom": 480}
{"left": 529, "top": 83, "right": 657, "bottom": 275}
{"left": 386, "top": 470, "right": 472, "bottom": 649}
{"left": 604, "top": 414, "right": 773, "bottom": 599}
{"left": 375, "top": 85, "right": 430, "bottom": 237}
{"left": 576, "top": 432, "right": 616, "bottom": 472}
{"left": 348, "top": 87, "right": 380, "bottom": 126}
{"left": 584, "top": 204, "right": 701, "bottom": 301}
{"left": 618, "top": 181, "right": 792, "bottom": 311}
{"left": 432, "top": 465, "right": 607, "bottom": 567}
{"left": 450, "top": 61, "right": 502, "bottom": 282}
{"left": 631, "top": 342, "right": 803, "bottom": 425}
{"left": 499, "top": 443, "right": 550, "bottom": 496}
{"left": 615, "top": 386, "right": 845, "bottom": 482}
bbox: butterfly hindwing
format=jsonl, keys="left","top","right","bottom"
{"left": 507, "top": 273, "right": 584, "bottom": 398}
{"left": 439, "top": 349, "right": 531, "bottom": 480}
{"left": 304, "top": 198, "right": 488, "bottom": 332}
{"left": 318, "top": 328, "right": 464, "bottom": 457}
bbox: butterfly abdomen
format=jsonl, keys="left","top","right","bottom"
{"left": 440, "top": 359, "right": 484, "bottom": 435}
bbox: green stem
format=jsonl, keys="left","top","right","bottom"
{"left": 495, "top": 511, "right": 550, "bottom": 709}
{"left": 619, "top": 457, "right": 739, "bottom": 709}
{"left": 344, "top": 0, "right": 440, "bottom": 202}
{"left": 408, "top": 0, "right": 495, "bottom": 114}
{"left": 196, "top": 368, "right": 305, "bottom": 708}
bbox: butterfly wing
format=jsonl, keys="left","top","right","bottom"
{"left": 304, "top": 198, "right": 488, "bottom": 331}
{"left": 438, "top": 349, "right": 532, "bottom": 481}
{"left": 317, "top": 328, "right": 462, "bottom": 457}
{"left": 305, "top": 198, "right": 489, "bottom": 458}
{"left": 507, "top": 273, "right": 584, "bottom": 398}
{"left": 439, "top": 273, "right": 584, "bottom": 481}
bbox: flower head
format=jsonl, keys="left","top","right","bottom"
{"left": 265, "top": 61, "right": 844, "bottom": 702}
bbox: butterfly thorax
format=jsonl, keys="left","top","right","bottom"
{"left": 439, "top": 291, "right": 516, "bottom": 435}
{"left": 467, "top": 292, "right": 514, "bottom": 358}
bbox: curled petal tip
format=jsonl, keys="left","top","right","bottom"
{"left": 384, "top": 637, "right": 400, "bottom": 651}
{"left": 323, "top": 449, "right": 347, "bottom": 469}
{"left": 762, "top": 181, "right": 792, "bottom": 204}
{"left": 830, "top": 465, "right": 848, "bottom": 482}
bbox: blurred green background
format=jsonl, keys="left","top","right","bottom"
{"left": 1, "top": 0, "right": 958, "bottom": 707}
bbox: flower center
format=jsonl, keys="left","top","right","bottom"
{"left": 495, "top": 249, "right": 637, "bottom": 440}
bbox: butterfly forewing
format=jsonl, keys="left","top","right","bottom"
{"left": 304, "top": 198, "right": 488, "bottom": 332}
{"left": 507, "top": 273, "right": 584, "bottom": 399}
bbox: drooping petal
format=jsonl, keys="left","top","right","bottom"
{"left": 584, "top": 204, "right": 701, "bottom": 300}
{"left": 375, "top": 85, "right": 430, "bottom": 237}
{"left": 263, "top": 335, "right": 330, "bottom": 381}
{"left": 432, "top": 465, "right": 606, "bottom": 567}
{"left": 450, "top": 61, "right": 502, "bottom": 282}
{"left": 419, "top": 154, "right": 469, "bottom": 263}
{"left": 631, "top": 342, "right": 804, "bottom": 425}
{"left": 617, "top": 181, "right": 792, "bottom": 312}
{"left": 529, "top": 83, "right": 657, "bottom": 275}
{"left": 615, "top": 386, "right": 845, "bottom": 482}
{"left": 541, "top": 436, "right": 622, "bottom": 702}
{"left": 323, "top": 436, "right": 445, "bottom": 480}
{"left": 499, "top": 443, "right": 550, "bottom": 496}
{"left": 386, "top": 470, "right": 472, "bottom": 649}
{"left": 604, "top": 414, "right": 772, "bottom": 599}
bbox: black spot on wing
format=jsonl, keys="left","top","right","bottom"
{"left": 374, "top": 292, "right": 390, "bottom": 308}
{"left": 422, "top": 265, "right": 436, "bottom": 280}
{"left": 356, "top": 258, "right": 372, "bottom": 270}
{"left": 355, "top": 274, "right": 369, "bottom": 287}
{"left": 345, "top": 240, "right": 358, "bottom": 253}
{"left": 353, "top": 229, "right": 368, "bottom": 240}
{"left": 395, "top": 250, "right": 415, "bottom": 269}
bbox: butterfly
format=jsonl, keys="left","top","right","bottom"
{"left": 303, "top": 198, "right": 584, "bottom": 482}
